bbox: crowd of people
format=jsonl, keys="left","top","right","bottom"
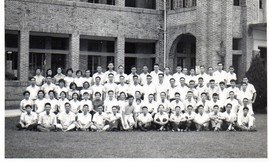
{"left": 17, "top": 62, "right": 257, "bottom": 132}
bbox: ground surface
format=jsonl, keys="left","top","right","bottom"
{"left": 5, "top": 114, "right": 267, "bottom": 158}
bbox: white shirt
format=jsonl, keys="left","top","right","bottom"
{"left": 167, "top": 86, "right": 180, "bottom": 99}
{"left": 114, "top": 73, "right": 128, "bottom": 83}
{"left": 92, "top": 72, "right": 106, "bottom": 85}
{"left": 154, "top": 112, "right": 169, "bottom": 121}
{"left": 107, "top": 112, "right": 121, "bottom": 121}
{"left": 245, "top": 83, "right": 256, "bottom": 95}
{"left": 92, "top": 112, "right": 107, "bottom": 126}
{"left": 173, "top": 72, "right": 185, "bottom": 85}
{"left": 38, "top": 111, "right": 56, "bottom": 127}
{"left": 137, "top": 113, "right": 153, "bottom": 123}
{"left": 116, "top": 83, "right": 129, "bottom": 96}
{"left": 186, "top": 75, "right": 198, "bottom": 85}
{"left": 194, "top": 112, "right": 209, "bottom": 124}
{"left": 238, "top": 105, "right": 254, "bottom": 116}
{"left": 163, "top": 74, "right": 173, "bottom": 86}
{"left": 150, "top": 70, "right": 163, "bottom": 85}
{"left": 183, "top": 99, "right": 197, "bottom": 111}
{"left": 54, "top": 74, "right": 66, "bottom": 84}
{"left": 91, "top": 84, "right": 105, "bottom": 99}
{"left": 227, "top": 86, "right": 240, "bottom": 96}
{"left": 127, "top": 84, "right": 143, "bottom": 97}
{"left": 157, "top": 99, "right": 171, "bottom": 112}
{"left": 20, "top": 112, "right": 38, "bottom": 125}
{"left": 177, "top": 85, "right": 189, "bottom": 100}
{"left": 197, "top": 73, "right": 210, "bottom": 85}
{"left": 169, "top": 113, "right": 184, "bottom": 123}
{"left": 104, "top": 82, "right": 117, "bottom": 94}
{"left": 104, "top": 70, "right": 117, "bottom": 82}
{"left": 55, "top": 86, "right": 69, "bottom": 97}
{"left": 207, "top": 86, "right": 220, "bottom": 99}
{"left": 127, "top": 73, "right": 140, "bottom": 85}
{"left": 74, "top": 77, "right": 85, "bottom": 87}
{"left": 224, "top": 98, "right": 240, "bottom": 114}
{"left": 80, "top": 99, "right": 93, "bottom": 111}
{"left": 208, "top": 100, "right": 223, "bottom": 112}
{"left": 64, "top": 76, "right": 75, "bottom": 88}
{"left": 20, "top": 99, "right": 34, "bottom": 112}
{"left": 170, "top": 100, "right": 185, "bottom": 112}
{"left": 222, "top": 111, "right": 237, "bottom": 123}
{"left": 155, "top": 82, "right": 168, "bottom": 101}
{"left": 58, "top": 111, "right": 76, "bottom": 127}
{"left": 35, "top": 98, "right": 48, "bottom": 114}
{"left": 196, "top": 100, "right": 210, "bottom": 113}
{"left": 142, "top": 82, "right": 156, "bottom": 100}
{"left": 196, "top": 85, "right": 208, "bottom": 98}
{"left": 219, "top": 88, "right": 229, "bottom": 101}
{"left": 41, "top": 83, "right": 57, "bottom": 98}
{"left": 77, "top": 112, "right": 92, "bottom": 125}
{"left": 213, "top": 70, "right": 227, "bottom": 83}
{"left": 104, "top": 98, "right": 118, "bottom": 113}
{"left": 237, "top": 113, "right": 255, "bottom": 126}
{"left": 237, "top": 90, "right": 253, "bottom": 103}
{"left": 46, "top": 98, "right": 59, "bottom": 113}
{"left": 58, "top": 98, "right": 69, "bottom": 113}
{"left": 139, "top": 72, "right": 150, "bottom": 86}
{"left": 183, "top": 111, "right": 196, "bottom": 120}
{"left": 34, "top": 75, "right": 45, "bottom": 86}
{"left": 81, "top": 77, "right": 93, "bottom": 86}
{"left": 69, "top": 99, "right": 81, "bottom": 114}
{"left": 80, "top": 89, "right": 93, "bottom": 97}
{"left": 142, "top": 100, "right": 158, "bottom": 113}
{"left": 226, "top": 72, "right": 237, "bottom": 85}
{"left": 26, "top": 85, "right": 40, "bottom": 100}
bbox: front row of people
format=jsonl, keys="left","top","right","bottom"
{"left": 16, "top": 98, "right": 256, "bottom": 132}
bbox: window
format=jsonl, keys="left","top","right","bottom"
{"left": 125, "top": 0, "right": 156, "bottom": 9}
{"left": 51, "top": 37, "right": 69, "bottom": 50}
{"left": 106, "top": 0, "right": 115, "bottom": 5}
{"left": 5, "top": 34, "right": 18, "bottom": 48}
{"left": 233, "top": 38, "right": 241, "bottom": 50}
{"left": 30, "top": 36, "right": 46, "bottom": 49}
{"left": 125, "top": 42, "right": 136, "bottom": 53}
{"left": 234, "top": 0, "right": 240, "bottom": 6}
{"left": 88, "top": 56, "right": 101, "bottom": 74}
{"left": 107, "top": 56, "right": 115, "bottom": 65}
{"left": 106, "top": 41, "right": 115, "bottom": 53}
{"left": 171, "top": 0, "right": 174, "bottom": 10}
{"left": 29, "top": 53, "right": 45, "bottom": 76}
{"left": 88, "top": 40, "right": 102, "bottom": 52}
{"left": 259, "top": 0, "right": 263, "bottom": 9}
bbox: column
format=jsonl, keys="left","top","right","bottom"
{"left": 114, "top": 36, "right": 125, "bottom": 72}
{"left": 18, "top": 30, "right": 29, "bottom": 81}
{"left": 69, "top": 32, "right": 80, "bottom": 72}
{"left": 155, "top": 38, "right": 164, "bottom": 69}
{"left": 45, "top": 36, "right": 52, "bottom": 71}
{"left": 115, "top": 0, "right": 125, "bottom": 7}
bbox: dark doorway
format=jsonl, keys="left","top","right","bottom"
{"left": 125, "top": 57, "right": 137, "bottom": 74}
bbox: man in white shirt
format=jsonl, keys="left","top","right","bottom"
{"left": 238, "top": 82, "right": 255, "bottom": 105}
{"left": 227, "top": 79, "right": 240, "bottom": 97}
{"left": 34, "top": 68, "right": 45, "bottom": 86}
{"left": 163, "top": 67, "right": 173, "bottom": 86}
{"left": 197, "top": 65, "right": 209, "bottom": 85}
{"left": 150, "top": 63, "right": 163, "bottom": 85}
{"left": 169, "top": 106, "right": 185, "bottom": 132}
{"left": 64, "top": 68, "right": 75, "bottom": 88}
{"left": 213, "top": 62, "right": 227, "bottom": 84}
{"left": 20, "top": 91, "right": 34, "bottom": 113}
{"left": 182, "top": 105, "right": 196, "bottom": 131}
{"left": 224, "top": 91, "right": 240, "bottom": 114}
{"left": 178, "top": 77, "right": 189, "bottom": 101}
{"left": 208, "top": 93, "right": 224, "bottom": 112}
{"left": 81, "top": 69, "right": 93, "bottom": 86}
{"left": 157, "top": 92, "right": 171, "bottom": 113}
{"left": 209, "top": 105, "right": 224, "bottom": 131}
{"left": 186, "top": 68, "right": 198, "bottom": 85}
{"left": 218, "top": 81, "right": 229, "bottom": 101}
{"left": 155, "top": 73, "right": 168, "bottom": 102}
{"left": 183, "top": 91, "right": 197, "bottom": 111}
{"left": 76, "top": 104, "right": 93, "bottom": 131}
{"left": 37, "top": 103, "right": 57, "bottom": 132}
{"left": 242, "top": 77, "right": 257, "bottom": 103}
{"left": 173, "top": 65, "right": 184, "bottom": 84}
{"left": 207, "top": 67, "right": 215, "bottom": 86}
{"left": 194, "top": 105, "right": 210, "bottom": 131}
{"left": 142, "top": 75, "right": 156, "bottom": 101}
{"left": 153, "top": 104, "right": 169, "bottom": 131}
{"left": 170, "top": 92, "right": 185, "bottom": 113}
{"left": 226, "top": 66, "right": 237, "bottom": 87}
{"left": 104, "top": 73, "right": 117, "bottom": 96}
{"left": 105, "top": 62, "right": 117, "bottom": 82}
{"left": 56, "top": 102, "right": 76, "bottom": 132}
{"left": 116, "top": 75, "right": 128, "bottom": 97}
{"left": 104, "top": 90, "right": 118, "bottom": 113}
{"left": 196, "top": 77, "right": 207, "bottom": 98}
{"left": 142, "top": 94, "right": 158, "bottom": 114}
{"left": 16, "top": 105, "right": 38, "bottom": 131}
{"left": 137, "top": 106, "right": 153, "bottom": 131}
{"left": 196, "top": 92, "right": 210, "bottom": 113}
{"left": 167, "top": 78, "right": 179, "bottom": 101}
{"left": 115, "top": 65, "right": 128, "bottom": 84}
{"left": 207, "top": 79, "right": 219, "bottom": 100}
{"left": 121, "top": 96, "right": 136, "bottom": 130}
{"left": 105, "top": 106, "right": 122, "bottom": 131}
{"left": 127, "top": 66, "right": 140, "bottom": 85}
{"left": 139, "top": 65, "right": 150, "bottom": 86}
{"left": 55, "top": 79, "right": 69, "bottom": 99}
{"left": 188, "top": 80, "right": 199, "bottom": 100}
{"left": 92, "top": 66, "right": 106, "bottom": 85}
{"left": 26, "top": 77, "right": 40, "bottom": 100}
{"left": 80, "top": 92, "right": 93, "bottom": 112}
{"left": 91, "top": 76, "right": 105, "bottom": 100}
{"left": 127, "top": 75, "right": 143, "bottom": 97}
{"left": 91, "top": 106, "right": 110, "bottom": 131}
{"left": 41, "top": 76, "right": 57, "bottom": 98}
{"left": 238, "top": 98, "right": 254, "bottom": 116}
{"left": 221, "top": 103, "right": 237, "bottom": 131}
{"left": 236, "top": 107, "right": 256, "bottom": 131}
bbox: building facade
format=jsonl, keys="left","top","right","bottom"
{"left": 5, "top": 0, "right": 267, "bottom": 82}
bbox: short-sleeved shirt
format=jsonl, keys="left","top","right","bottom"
{"left": 169, "top": 113, "right": 184, "bottom": 123}
{"left": 55, "top": 86, "right": 69, "bottom": 97}
{"left": 92, "top": 112, "right": 107, "bottom": 126}
{"left": 58, "top": 111, "right": 76, "bottom": 127}
{"left": 20, "top": 112, "right": 38, "bottom": 125}
{"left": 154, "top": 112, "right": 169, "bottom": 121}
{"left": 74, "top": 77, "right": 85, "bottom": 87}
{"left": 92, "top": 72, "right": 106, "bottom": 85}
{"left": 104, "top": 98, "right": 118, "bottom": 113}
{"left": 35, "top": 98, "right": 48, "bottom": 114}
{"left": 150, "top": 70, "right": 163, "bottom": 85}
{"left": 139, "top": 72, "right": 150, "bottom": 86}
{"left": 34, "top": 75, "right": 45, "bottom": 86}
{"left": 107, "top": 113, "right": 121, "bottom": 121}
{"left": 64, "top": 76, "right": 74, "bottom": 88}
{"left": 213, "top": 70, "right": 227, "bottom": 83}
{"left": 173, "top": 72, "right": 185, "bottom": 84}
{"left": 194, "top": 113, "right": 209, "bottom": 124}
{"left": 77, "top": 112, "right": 92, "bottom": 125}
{"left": 222, "top": 111, "right": 237, "bottom": 123}
{"left": 196, "top": 100, "right": 211, "bottom": 113}
{"left": 26, "top": 85, "right": 40, "bottom": 100}
{"left": 226, "top": 72, "right": 237, "bottom": 85}
{"left": 224, "top": 98, "right": 240, "bottom": 114}
{"left": 167, "top": 86, "right": 180, "bottom": 99}
{"left": 69, "top": 99, "right": 81, "bottom": 114}
{"left": 157, "top": 99, "right": 171, "bottom": 112}
{"left": 80, "top": 99, "right": 93, "bottom": 111}
{"left": 54, "top": 74, "right": 66, "bottom": 84}
{"left": 142, "top": 82, "right": 156, "bottom": 99}
{"left": 91, "top": 84, "right": 105, "bottom": 99}
{"left": 46, "top": 98, "right": 59, "bottom": 113}
{"left": 116, "top": 84, "right": 129, "bottom": 96}
{"left": 170, "top": 100, "right": 185, "bottom": 112}
{"left": 208, "top": 100, "right": 224, "bottom": 112}
{"left": 137, "top": 113, "right": 153, "bottom": 123}
{"left": 58, "top": 98, "right": 69, "bottom": 113}
{"left": 142, "top": 100, "right": 158, "bottom": 113}
{"left": 104, "top": 82, "right": 117, "bottom": 94}
{"left": 38, "top": 111, "right": 56, "bottom": 127}
{"left": 20, "top": 99, "right": 34, "bottom": 112}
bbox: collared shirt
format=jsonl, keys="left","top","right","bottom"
{"left": 237, "top": 113, "right": 255, "bottom": 126}
{"left": 177, "top": 85, "right": 189, "bottom": 100}
{"left": 58, "top": 98, "right": 69, "bottom": 113}
{"left": 222, "top": 111, "right": 237, "bottom": 123}
{"left": 104, "top": 82, "right": 117, "bottom": 94}
{"left": 170, "top": 100, "right": 185, "bottom": 112}
{"left": 92, "top": 72, "right": 106, "bottom": 85}
{"left": 35, "top": 98, "right": 48, "bottom": 114}
{"left": 20, "top": 99, "right": 34, "bottom": 112}
{"left": 208, "top": 100, "right": 223, "bottom": 112}
{"left": 58, "top": 111, "right": 76, "bottom": 127}
{"left": 139, "top": 72, "right": 150, "bottom": 86}
{"left": 91, "top": 84, "right": 105, "bottom": 99}
{"left": 116, "top": 83, "right": 129, "bottom": 96}
{"left": 104, "top": 98, "right": 118, "bottom": 113}
{"left": 26, "top": 85, "right": 40, "bottom": 100}
{"left": 196, "top": 100, "right": 210, "bottom": 112}
{"left": 142, "top": 100, "right": 158, "bottom": 113}
{"left": 80, "top": 89, "right": 93, "bottom": 97}
{"left": 173, "top": 72, "right": 185, "bottom": 85}
{"left": 47, "top": 98, "right": 59, "bottom": 113}
{"left": 154, "top": 112, "right": 169, "bottom": 121}
{"left": 237, "top": 90, "right": 253, "bottom": 103}
{"left": 219, "top": 88, "right": 229, "bottom": 101}
{"left": 34, "top": 75, "right": 45, "bottom": 86}
{"left": 163, "top": 74, "right": 173, "bottom": 86}
{"left": 74, "top": 77, "right": 85, "bottom": 87}
{"left": 92, "top": 112, "right": 107, "bottom": 126}
{"left": 64, "top": 76, "right": 75, "bottom": 88}
{"left": 41, "top": 83, "right": 57, "bottom": 98}
{"left": 137, "top": 113, "right": 153, "bottom": 123}
{"left": 227, "top": 86, "right": 240, "bottom": 96}
{"left": 142, "top": 82, "right": 156, "bottom": 99}
{"left": 127, "top": 84, "right": 143, "bottom": 97}
{"left": 169, "top": 113, "right": 184, "bottom": 123}
{"left": 107, "top": 113, "right": 121, "bottom": 121}
{"left": 69, "top": 99, "right": 81, "bottom": 114}
{"left": 54, "top": 74, "right": 66, "bottom": 84}
{"left": 194, "top": 112, "right": 209, "bottom": 124}
{"left": 155, "top": 82, "right": 168, "bottom": 101}
{"left": 183, "top": 99, "right": 197, "bottom": 111}
{"left": 80, "top": 99, "right": 93, "bottom": 111}
{"left": 55, "top": 86, "right": 69, "bottom": 97}
{"left": 20, "top": 112, "right": 38, "bottom": 125}
{"left": 150, "top": 70, "right": 163, "bottom": 85}
{"left": 226, "top": 72, "right": 237, "bottom": 85}
{"left": 157, "top": 99, "right": 171, "bottom": 112}
{"left": 213, "top": 70, "right": 227, "bottom": 83}
{"left": 114, "top": 73, "right": 128, "bottom": 83}
{"left": 197, "top": 73, "right": 210, "bottom": 85}
{"left": 224, "top": 98, "right": 240, "bottom": 114}
{"left": 38, "top": 111, "right": 57, "bottom": 127}
{"left": 77, "top": 112, "right": 92, "bottom": 125}
{"left": 167, "top": 86, "right": 180, "bottom": 99}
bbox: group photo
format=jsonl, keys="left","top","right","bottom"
{"left": 4, "top": 0, "right": 267, "bottom": 159}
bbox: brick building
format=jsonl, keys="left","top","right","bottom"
{"left": 4, "top": 0, "right": 267, "bottom": 105}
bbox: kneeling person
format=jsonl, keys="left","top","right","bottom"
{"left": 154, "top": 104, "right": 169, "bottom": 131}
{"left": 16, "top": 105, "right": 38, "bottom": 131}
{"left": 37, "top": 103, "right": 57, "bottom": 132}
{"left": 137, "top": 106, "right": 153, "bottom": 131}
{"left": 56, "top": 102, "right": 76, "bottom": 132}
{"left": 76, "top": 104, "right": 93, "bottom": 131}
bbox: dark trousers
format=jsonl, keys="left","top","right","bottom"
{"left": 16, "top": 123, "right": 38, "bottom": 131}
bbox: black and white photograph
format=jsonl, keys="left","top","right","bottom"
{"left": 2, "top": 0, "right": 268, "bottom": 159}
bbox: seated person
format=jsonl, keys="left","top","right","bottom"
{"left": 91, "top": 106, "right": 109, "bottom": 132}
{"left": 169, "top": 106, "right": 185, "bottom": 132}
{"left": 221, "top": 103, "right": 237, "bottom": 131}
{"left": 137, "top": 106, "right": 153, "bottom": 131}
{"left": 153, "top": 104, "right": 169, "bottom": 131}
{"left": 194, "top": 105, "right": 210, "bottom": 131}
{"left": 76, "top": 104, "right": 93, "bottom": 131}
{"left": 236, "top": 107, "right": 256, "bottom": 131}
{"left": 37, "top": 103, "right": 57, "bottom": 132}
{"left": 105, "top": 106, "right": 122, "bottom": 131}
{"left": 56, "top": 102, "right": 76, "bottom": 132}
{"left": 209, "top": 105, "right": 223, "bottom": 131}
{"left": 182, "top": 105, "right": 196, "bottom": 131}
{"left": 16, "top": 105, "right": 38, "bottom": 131}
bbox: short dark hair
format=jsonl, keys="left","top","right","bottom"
{"left": 45, "top": 103, "right": 51, "bottom": 107}
{"left": 23, "top": 91, "right": 30, "bottom": 96}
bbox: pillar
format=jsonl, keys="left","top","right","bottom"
{"left": 45, "top": 36, "right": 52, "bottom": 71}
{"left": 156, "top": 38, "right": 164, "bottom": 69}
{"left": 115, "top": 36, "right": 125, "bottom": 72}
{"left": 69, "top": 32, "right": 80, "bottom": 72}
{"left": 18, "top": 30, "right": 29, "bottom": 81}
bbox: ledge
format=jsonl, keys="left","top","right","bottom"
{"left": 167, "top": 6, "right": 196, "bottom": 15}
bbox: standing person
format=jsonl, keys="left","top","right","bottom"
{"left": 196, "top": 77, "right": 207, "bottom": 98}
{"left": 74, "top": 70, "right": 84, "bottom": 90}
{"left": 142, "top": 94, "right": 158, "bottom": 115}
{"left": 194, "top": 105, "right": 210, "bottom": 131}
{"left": 155, "top": 73, "right": 168, "bottom": 102}
{"left": 104, "top": 90, "right": 118, "bottom": 114}
{"left": 142, "top": 75, "right": 156, "bottom": 101}
{"left": 116, "top": 75, "right": 128, "bottom": 97}
{"left": 213, "top": 62, "right": 227, "bottom": 84}
{"left": 69, "top": 92, "right": 81, "bottom": 114}
{"left": 37, "top": 103, "right": 57, "bottom": 132}
{"left": 207, "top": 67, "right": 215, "bottom": 86}
{"left": 207, "top": 79, "right": 220, "bottom": 100}
{"left": 54, "top": 67, "right": 66, "bottom": 85}
{"left": 183, "top": 91, "right": 197, "bottom": 111}
{"left": 224, "top": 91, "right": 240, "bottom": 114}
{"left": 91, "top": 76, "right": 105, "bottom": 100}
{"left": 226, "top": 66, "right": 237, "bottom": 87}
{"left": 41, "top": 76, "right": 57, "bottom": 98}
{"left": 80, "top": 92, "right": 93, "bottom": 113}
{"left": 242, "top": 77, "right": 257, "bottom": 103}
{"left": 46, "top": 90, "right": 58, "bottom": 114}
{"left": 197, "top": 65, "right": 209, "bottom": 85}
{"left": 34, "top": 90, "right": 48, "bottom": 115}
{"left": 137, "top": 106, "right": 153, "bottom": 131}
{"left": 188, "top": 80, "right": 199, "bottom": 100}
{"left": 105, "top": 62, "right": 117, "bottom": 82}
{"left": 76, "top": 104, "right": 93, "bottom": 131}
{"left": 139, "top": 65, "right": 150, "bottom": 86}
{"left": 218, "top": 81, "right": 229, "bottom": 102}
{"left": 157, "top": 92, "right": 171, "bottom": 113}
{"left": 196, "top": 92, "right": 210, "bottom": 113}
{"left": 57, "top": 91, "right": 69, "bottom": 113}
{"left": 127, "top": 66, "right": 140, "bottom": 85}
{"left": 82, "top": 69, "right": 93, "bottom": 86}
{"left": 16, "top": 105, "right": 38, "bottom": 131}
{"left": 92, "top": 66, "right": 106, "bottom": 85}
{"left": 104, "top": 73, "right": 117, "bottom": 97}
{"left": 121, "top": 95, "right": 136, "bottom": 130}
{"left": 238, "top": 82, "right": 255, "bottom": 106}
{"left": 56, "top": 102, "right": 76, "bottom": 132}
{"left": 182, "top": 105, "right": 196, "bottom": 131}
{"left": 167, "top": 78, "right": 179, "bottom": 101}
{"left": 20, "top": 91, "right": 34, "bottom": 113}
{"left": 92, "top": 92, "right": 104, "bottom": 115}
{"left": 153, "top": 104, "right": 169, "bottom": 131}
{"left": 209, "top": 105, "right": 223, "bottom": 131}
{"left": 55, "top": 79, "right": 69, "bottom": 99}
{"left": 170, "top": 92, "right": 185, "bottom": 113}
{"left": 177, "top": 77, "right": 189, "bottom": 101}
{"left": 91, "top": 106, "right": 109, "bottom": 132}
{"left": 186, "top": 68, "right": 198, "bottom": 85}
{"left": 127, "top": 75, "right": 143, "bottom": 97}
{"left": 221, "top": 103, "right": 237, "bottom": 131}
{"left": 105, "top": 106, "right": 122, "bottom": 131}
{"left": 169, "top": 106, "right": 185, "bottom": 132}
{"left": 34, "top": 68, "right": 45, "bottom": 86}
{"left": 115, "top": 65, "right": 128, "bottom": 84}
{"left": 236, "top": 107, "right": 256, "bottom": 131}
{"left": 150, "top": 63, "right": 163, "bottom": 85}
{"left": 163, "top": 67, "right": 173, "bottom": 86}
{"left": 208, "top": 93, "right": 223, "bottom": 112}
{"left": 173, "top": 65, "right": 184, "bottom": 84}
{"left": 227, "top": 79, "right": 240, "bottom": 97}
{"left": 80, "top": 81, "right": 93, "bottom": 99}
{"left": 64, "top": 68, "right": 75, "bottom": 88}
{"left": 26, "top": 77, "right": 40, "bottom": 100}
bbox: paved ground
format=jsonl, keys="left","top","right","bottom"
{"left": 5, "top": 109, "right": 20, "bottom": 117}
{"left": 5, "top": 114, "right": 267, "bottom": 158}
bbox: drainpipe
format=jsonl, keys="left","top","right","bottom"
{"left": 163, "top": 0, "right": 167, "bottom": 68}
